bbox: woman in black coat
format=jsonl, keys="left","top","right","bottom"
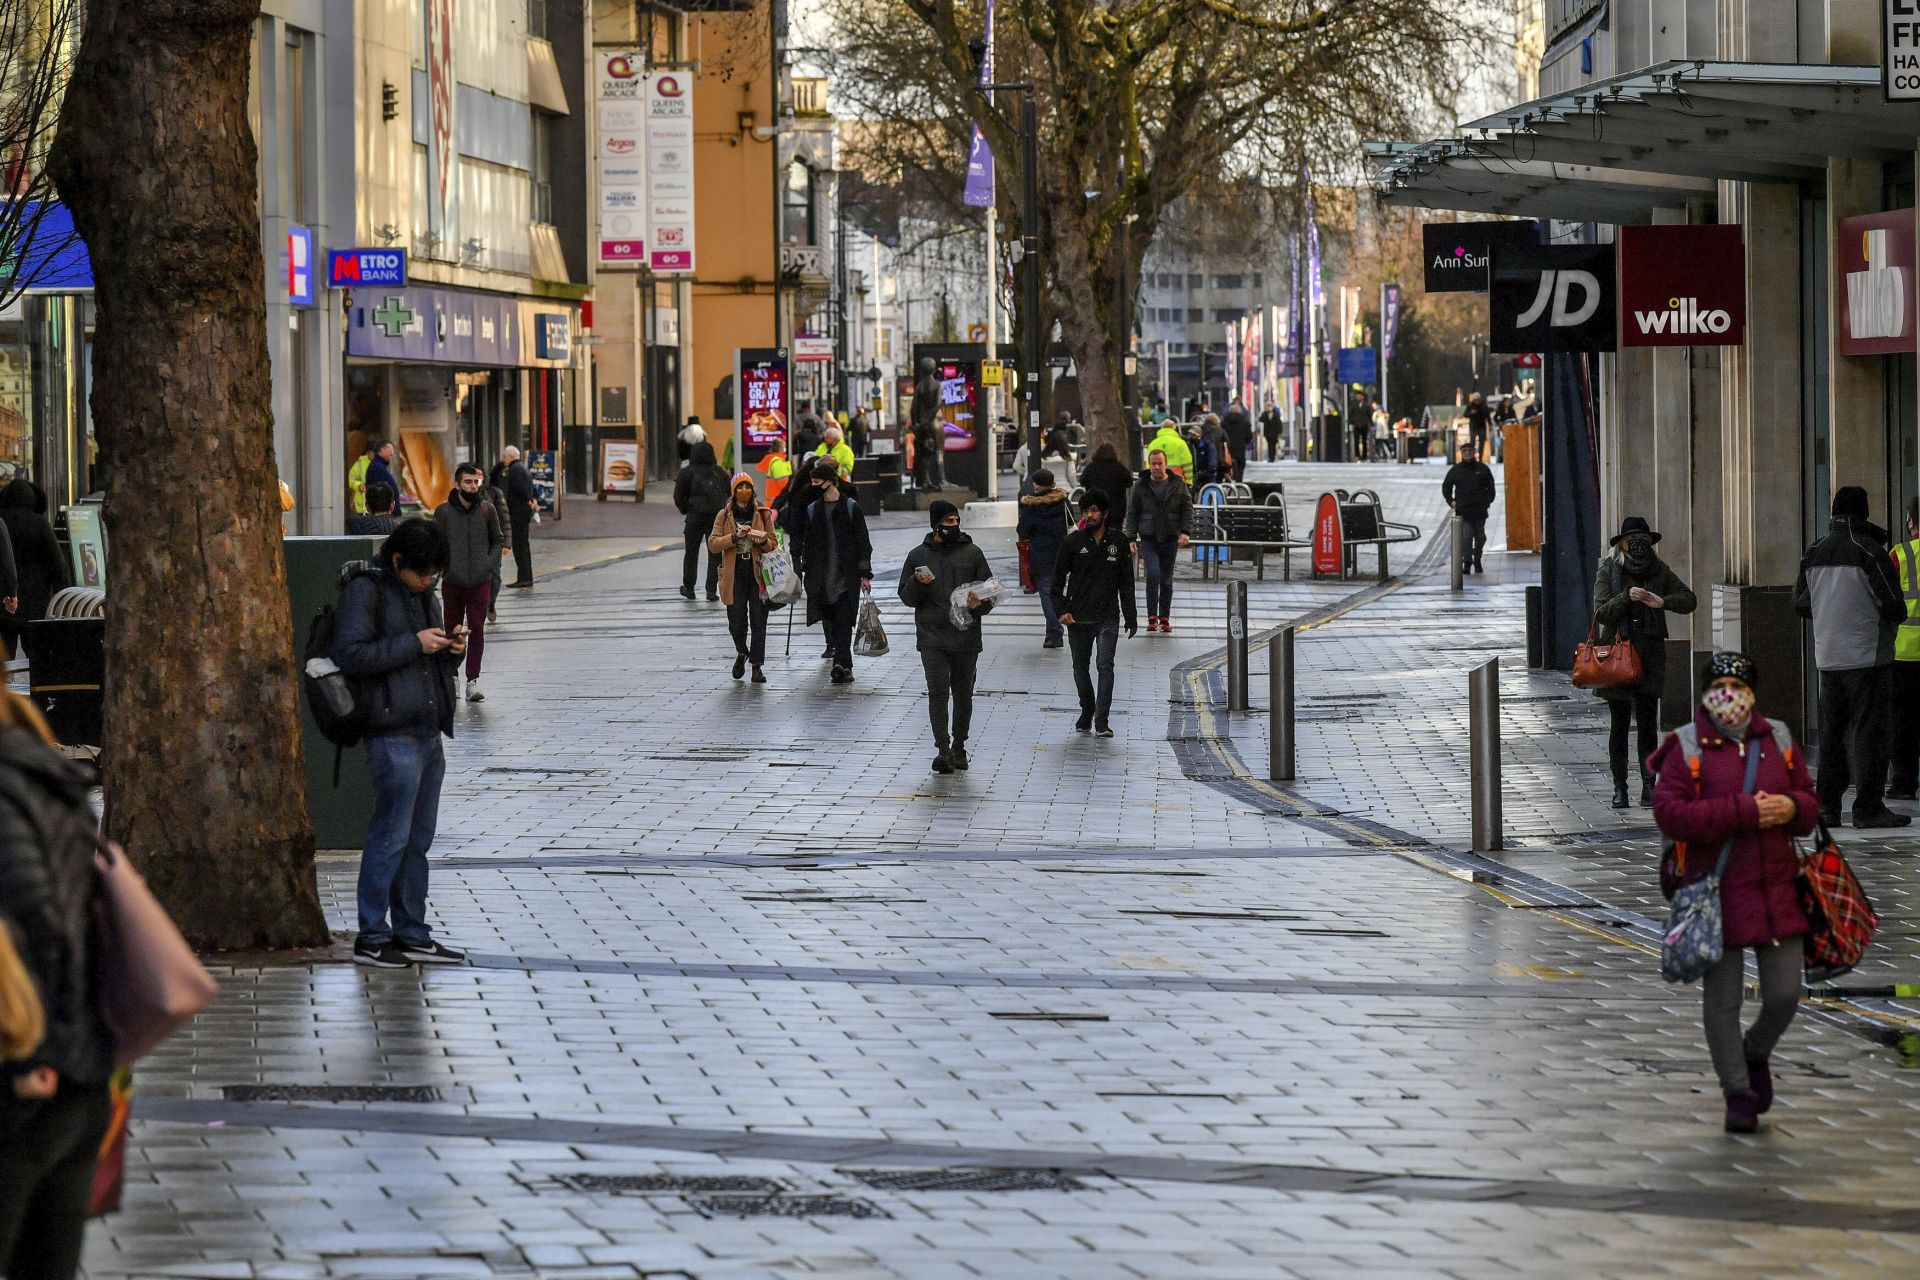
{"left": 1592, "top": 515, "right": 1697, "bottom": 809}
{"left": 0, "top": 692, "right": 116, "bottom": 1278}
{"left": 0, "top": 477, "right": 67, "bottom": 661}
{"left": 1078, "top": 443, "right": 1133, "bottom": 508}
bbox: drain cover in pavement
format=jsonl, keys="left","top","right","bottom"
{"left": 842, "top": 1168, "right": 1088, "bottom": 1193}
{"left": 690, "top": 1194, "right": 888, "bottom": 1219}
{"left": 222, "top": 1084, "right": 442, "bottom": 1103}
{"left": 990, "top": 1011, "right": 1110, "bottom": 1022}
{"left": 559, "top": 1173, "right": 789, "bottom": 1195}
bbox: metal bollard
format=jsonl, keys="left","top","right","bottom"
{"left": 1470, "top": 657, "right": 1502, "bottom": 851}
{"left": 1225, "top": 579, "right": 1249, "bottom": 712}
{"left": 1269, "top": 628, "right": 1295, "bottom": 781}
{"left": 1450, "top": 516, "right": 1464, "bottom": 593}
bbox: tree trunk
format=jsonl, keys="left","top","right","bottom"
{"left": 1048, "top": 197, "right": 1131, "bottom": 459}
{"left": 49, "top": 0, "right": 327, "bottom": 948}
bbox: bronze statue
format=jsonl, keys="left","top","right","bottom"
{"left": 909, "top": 356, "right": 946, "bottom": 489}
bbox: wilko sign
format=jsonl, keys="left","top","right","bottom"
{"left": 1617, "top": 225, "right": 1746, "bottom": 348}
{"left": 1421, "top": 221, "right": 1539, "bottom": 293}
{"left": 1839, "top": 208, "right": 1916, "bottom": 355}
{"left": 1311, "top": 492, "right": 1342, "bottom": 577}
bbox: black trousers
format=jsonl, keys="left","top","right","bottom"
{"left": 920, "top": 648, "right": 979, "bottom": 749}
{"left": 509, "top": 513, "right": 534, "bottom": 584}
{"left": 728, "top": 594, "right": 769, "bottom": 665}
{"left": 1818, "top": 664, "right": 1894, "bottom": 816}
{"left": 682, "top": 521, "right": 719, "bottom": 596}
{"left": 1458, "top": 513, "right": 1487, "bottom": 570}
{"left": 1608, "top": 690, "right": 1660, "bottom": 786}
{"left": 1893, "top": 662, "right": 1920, "bottom": 794}
{"left": 0, "top": 1083, "right": 112, "bottom": 1280}
{"left": 1068, "top": 620, "right": 1120, "bottom": 724}
{"left": 823, "top": 591, "right": 857, "bottom": 669}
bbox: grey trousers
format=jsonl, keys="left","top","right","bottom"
{"left": 1702, "top": 937, "right": 1803, "bottom": 1095}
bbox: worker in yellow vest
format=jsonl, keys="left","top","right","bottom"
{"left": 347, "top": 441, "right": 373, "bottom": 514}
{"left": 755, "top": 439, "right": 793, "bottom": 502}
{"left": 1891, "top": 496, "right": 1920, "bottom": 798}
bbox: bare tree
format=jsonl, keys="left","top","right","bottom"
{"left": 49, "top": 0, "right": 327, "bottom": 948}
{"left": 822, "top": 0, "right": 1477, "bottom": 453}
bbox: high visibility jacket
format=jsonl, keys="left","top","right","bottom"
{"left": 756, "top": 452, "right": 793, "bottom": 502}
{"left": 1146, "top": 426, "right": 1192, "bottom": 479}
{"left": 1894, "top": 539, "right": 1920, "bottom": 661}
{"left": 815, "top": 440, "right": 855, "bottom": 479}
{"left": 347, "top": 453, "right": 371, "bottom": 514}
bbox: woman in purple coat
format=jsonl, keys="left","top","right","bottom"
{"left": 1649, "top": 651, "right": 1818, "bottom": 1134}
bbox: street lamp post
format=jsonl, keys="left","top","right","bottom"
{"left": 968, "top": 38, "right": 1046, "bottom": 469}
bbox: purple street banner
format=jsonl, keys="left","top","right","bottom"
{"left": 961, "top": 0, "right": 996, "bottom": 208}
{"left": 1383, "top": 285, "right": 1403, "bottom": 359}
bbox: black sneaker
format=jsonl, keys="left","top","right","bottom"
{"left": 679, "top": 586, "right": 695, "bottom": 600}
{"left": 397, "top": 939, "right": 466, "bottom": 965}
{"left": 353, "top": 938, "right": 410, "bottom": 969}
{"left": 751, "top": 666, "right": 767, "bottom": 684}
{"left": 733, "top": 654, "right": 747, "bottom": 680}
{"left": 1820, "top": 809, "right": 1842, "bottom": 828}
{"left": 932, "top": 752, "right": 954, "bottom": 774}
{"left": 1075, "top": 712, "right": 1093, "bottom": 733}
{"left": 1043, "top": 637, "right": 1064, "bottom": 649}
{"left": 830, "top": 665, "right": 854, "bottom": 685}
{"left": 950, "top": 747, "right": 970, "bottom": 771}
{"left": 1094, "top": 724, "right": 1115, "bottom": 738}
{"left": 1854, "top": 809, "right": 1912, "bottom": 829}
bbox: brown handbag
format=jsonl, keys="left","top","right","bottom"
{"left": 1571, "top": 621, "right": 1643, "bottom": 689}
{"left": 92, "top": 837, "right": 217, "bottom": 1064}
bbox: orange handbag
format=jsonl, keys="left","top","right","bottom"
{"left": 1571, "top": 622, "right": 1643, "bottom": 689}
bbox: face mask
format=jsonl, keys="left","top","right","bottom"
{"left": 936, "top": 524, "right": 960, "bottom": 542}
{"left": 1623, "top": 534, "right": 1654, "bottom": 568}
{"left": 1701, "top": 683, "right": 1754, "bottom": 733}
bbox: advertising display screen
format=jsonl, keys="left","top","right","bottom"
{"left": 938, "top": 363, "right": 978, "bottom": 452}
{"left": 741, "top": 357, "right": 788, "bottom": 448}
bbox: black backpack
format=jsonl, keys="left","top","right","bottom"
{"left": 303, "top": 566, "right": 384, "bottom": 781}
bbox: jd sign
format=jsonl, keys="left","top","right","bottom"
{"left": 1489, "top": 243, "right": 1617, "bottom": 353}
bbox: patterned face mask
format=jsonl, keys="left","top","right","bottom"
{"left": 1701, "top": 682, "right": 1754, "bottom": 734}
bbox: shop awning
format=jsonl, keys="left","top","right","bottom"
{"left": 1370, "top": 61, "right": 1916, "bottom": 223}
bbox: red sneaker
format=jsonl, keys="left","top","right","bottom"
{"left": 1161, "top": 618, "right": 1173, "bottom": 635}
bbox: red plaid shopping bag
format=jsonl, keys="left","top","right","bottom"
{"left": 1799, "top": 824, "right": 1879, "bottom": 983}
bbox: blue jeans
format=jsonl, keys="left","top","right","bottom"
{"left": 1139, "top": 537, "right": 1178, "bottom": 617}
{"left": 1035, "top": 573, "right": 1063, "bottom": 641}
{"left": 358, "top": 733, "right": 445, "bottom": 946}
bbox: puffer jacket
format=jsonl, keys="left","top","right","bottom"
{"left": 1125, "top": 473, "right": 1194, "bottom": 542}
{"left": 897, "top": 531, "right": 994, "bottom": 653}
{"left": 433, "top": 492, "right": 505, "bottom": 588}
{"left": 330, "top": 565, "right": 458, "bottom": 739}
{"left": 0, "top": 726, "right": 114, "bottom": 1086}
{"left": 1650, "top": 708, "right": 1818, "bottom": 948}
{"left": 1016, "top": 487, "right": 1071, "bottom": 579}
{"left": 1795, "top": 515, "right": 1904, "bottom": 671}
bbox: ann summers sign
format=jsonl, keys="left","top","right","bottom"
{"left": 1422, "top": 221, "right": 1539, "bottom": 293}
{"left": 1889, "top": 0, "right": 1920, "bottom": 100}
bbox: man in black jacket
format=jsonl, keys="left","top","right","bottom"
{"left": 1795, "top": 484, "right": 1910, "bottom": 827}
{"left": 331, "top": 518, "right": 469, "bottom": 967}
{"left": 898, "top": 500, "right": 993, "bottom": 771}
{"left": 674, "top": 441, "right": 731, "bottom": 600}
{"left": 802, "top": 463, "right": 873, "bottom": 683}
{"left": 500, "top": 446, "right": 540, "bottom": 588}
{"left": 1053, "top": 490, "right": 1137, "bottom": 736}
{"left": 1442, "top": 440, "right": 1498, "bottom": 574}
{"left": 433, "top": 463, "right": 506, "bottom": 701}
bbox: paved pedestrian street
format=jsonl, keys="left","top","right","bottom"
{"left": 92, "top": 465, "right": 1920, "bottom": 1279}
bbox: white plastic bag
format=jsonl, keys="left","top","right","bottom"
{"left": 949, "top": 577, "right": 1008, "bottom": 630}
{"left": 758, "top": 531, "right": 802, "bottom": 605}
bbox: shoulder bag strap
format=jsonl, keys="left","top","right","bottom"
{"left": 1712, "top": 736, "right": 1767, "bottom": 878}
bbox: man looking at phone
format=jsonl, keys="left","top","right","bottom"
{"left": 434, "top": 463, "right": 506, "bottom": 702}
{"left": 331, "top": 518, "right": 468, "bottom": 968}
{"left": 898, "top": 500, "right": 993, "bottom": 773}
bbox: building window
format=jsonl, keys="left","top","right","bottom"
{"left": 1252, "top": 272, "right": 1264, "bottom": 288}
{"left": 1212, "top": 274, "right": 1243, "bottom": 290}
{"left": 531, "top": 114, "right": 555, "bottom": 224}
{"left": 783, "top": 158, "right": 815, "bottom": 245}
{"left": 527, "top": 0, "right": 547, "bottom": 38}
{"left": 1187, "top": 307, "right": 1203, "bottom": 322}
{"left": 1213, "top": 308, "right": 1244, "bottom": 323}
{"left": 1187, "top": 273, "right": 1202, "bottom": 288}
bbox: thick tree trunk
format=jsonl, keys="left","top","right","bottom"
{"left": 1049, "top": 200, "right": 1131, "bottom": 459}
{"left": 49, "top": 0, "right": 327, "bottom": 948}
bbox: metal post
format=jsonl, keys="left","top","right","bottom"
{"left": 1470, "top": 657, "right": 1502, "bottom": 852}
{"left": 1020, "top": 91, "right": 1044, "bottom": 469}
{"left": 1450, "top": 516, "right": 1464, "bottom": 593}
{"left": 1226, "top": 580, "right": 1249, "bottom": 712}
{"left": 1268, "top": 628, "right": 1295, "bottom": 781}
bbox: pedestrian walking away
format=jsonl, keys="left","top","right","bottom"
{"left": 1222, "top": 400, "right": 1252, "bottom": 481}
{"left": 1260, "top": 402, "right": 1283, "bottom": 461}
{"left": 433, "top": 462, "right": 506, "bottom": 702}
{"left": 1649, "top": 651, "right": 1817, "bottom": 1134}
{"left": 347, "top": 482, "right": 404, "bottom": 537}
{"left": 1144, "top": 420, "right": 1193, "bottom": 481}
{"left": 755, "top": 436, "right": 794, "bottom": 503}
{"left": 501, "top": 445, "right": 539, "bottom": 588}
{"left": 1794, "top": 484, "right": 1909, "bottom": 828}
{"left": 0, "top": 475, "right": 65, "bottom": 663}
{"left": 1887, "top": 496, "right": 1920, "bottom": 799}
{"left": 1464, "top": 391, "right": 1490, "bottom": 458}
{"left": 1124, "top": 448, "right": 1193, "bottom": 633}
{"left": 1017, "top": 469, "right": 1071, "bottom": 648}
{"left": 1079, "top": 442, "right": 1134, "bottom": 510}
{"left": 898, "top": 500, "right": 994, "bottom": 772}
{"left": 0, "top": 692, "right": 117, "bottom": 1280}
{"left": 676, "top": 418, "right": 707, "bottom": 466}
{"left": 710, "top": 473, "right": 778, "bottom": 682}
{"left": 674, "top": 441, "right": 731, "bottom": 601}
{"left": 1592, "top": 516, "right": 1697, "bottom": 808}
{"left": 329, "top": 518, "right": 468, "bottom": 970}
{"left": 801, "top": 462, "right": 872, "bottom": 683}
{"left": 1442, "top": 440, "right": 1497, "bottom": 574}
{"left": 1053, "top": 490, "right": 1138, "bottom": 736}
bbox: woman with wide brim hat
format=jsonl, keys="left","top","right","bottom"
{"left": 1592, "top": 515, "right": 1697, "bottom": 808}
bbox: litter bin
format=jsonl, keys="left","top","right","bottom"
{"left": 286, "top": 536, "right": 384, "bottom": 849}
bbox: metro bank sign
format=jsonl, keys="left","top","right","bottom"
{"left": 327, "top": 248, "right": 408, "bottom": 288}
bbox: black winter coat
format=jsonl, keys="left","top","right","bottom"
{"left": 675, "top": 464, "right": 731, "bottom": 526}
{"left": 1052, "top": 525, "right": 1137, "bottom": 631}
{"left": 800, "top": 495, "right": 872, "bottom": 623}
{"left": 331, "top": 566, "right": 458, "bottom": 738}
{"left": 1442, "top": 461, "right": 1497, "bottom": 520}
{"left": 434, "top": 493, "right": 506, "bottom": 588}
{"left": 1016, "top": 488, "right": 1071, "bottom": 579}
{"left": 1591, "top": 552, "right": 1697, "bottom": 700}
{"left": 897, "top": 531, "right": 994, "bottom": 652}
{"left": 1078, "top": 457, "right": 1134, "bottom": 506}
{"left": 1124, "top": 474, "right": 1194, "bottom": 541}
{"left": 504, "top": 461, "right": 539, "bottom": 521}
{"left": 0, "top": 727, "right": 113, "bottom": 1086}
{"left": 0, "top": 479, "right": 64, "bottom": 643}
